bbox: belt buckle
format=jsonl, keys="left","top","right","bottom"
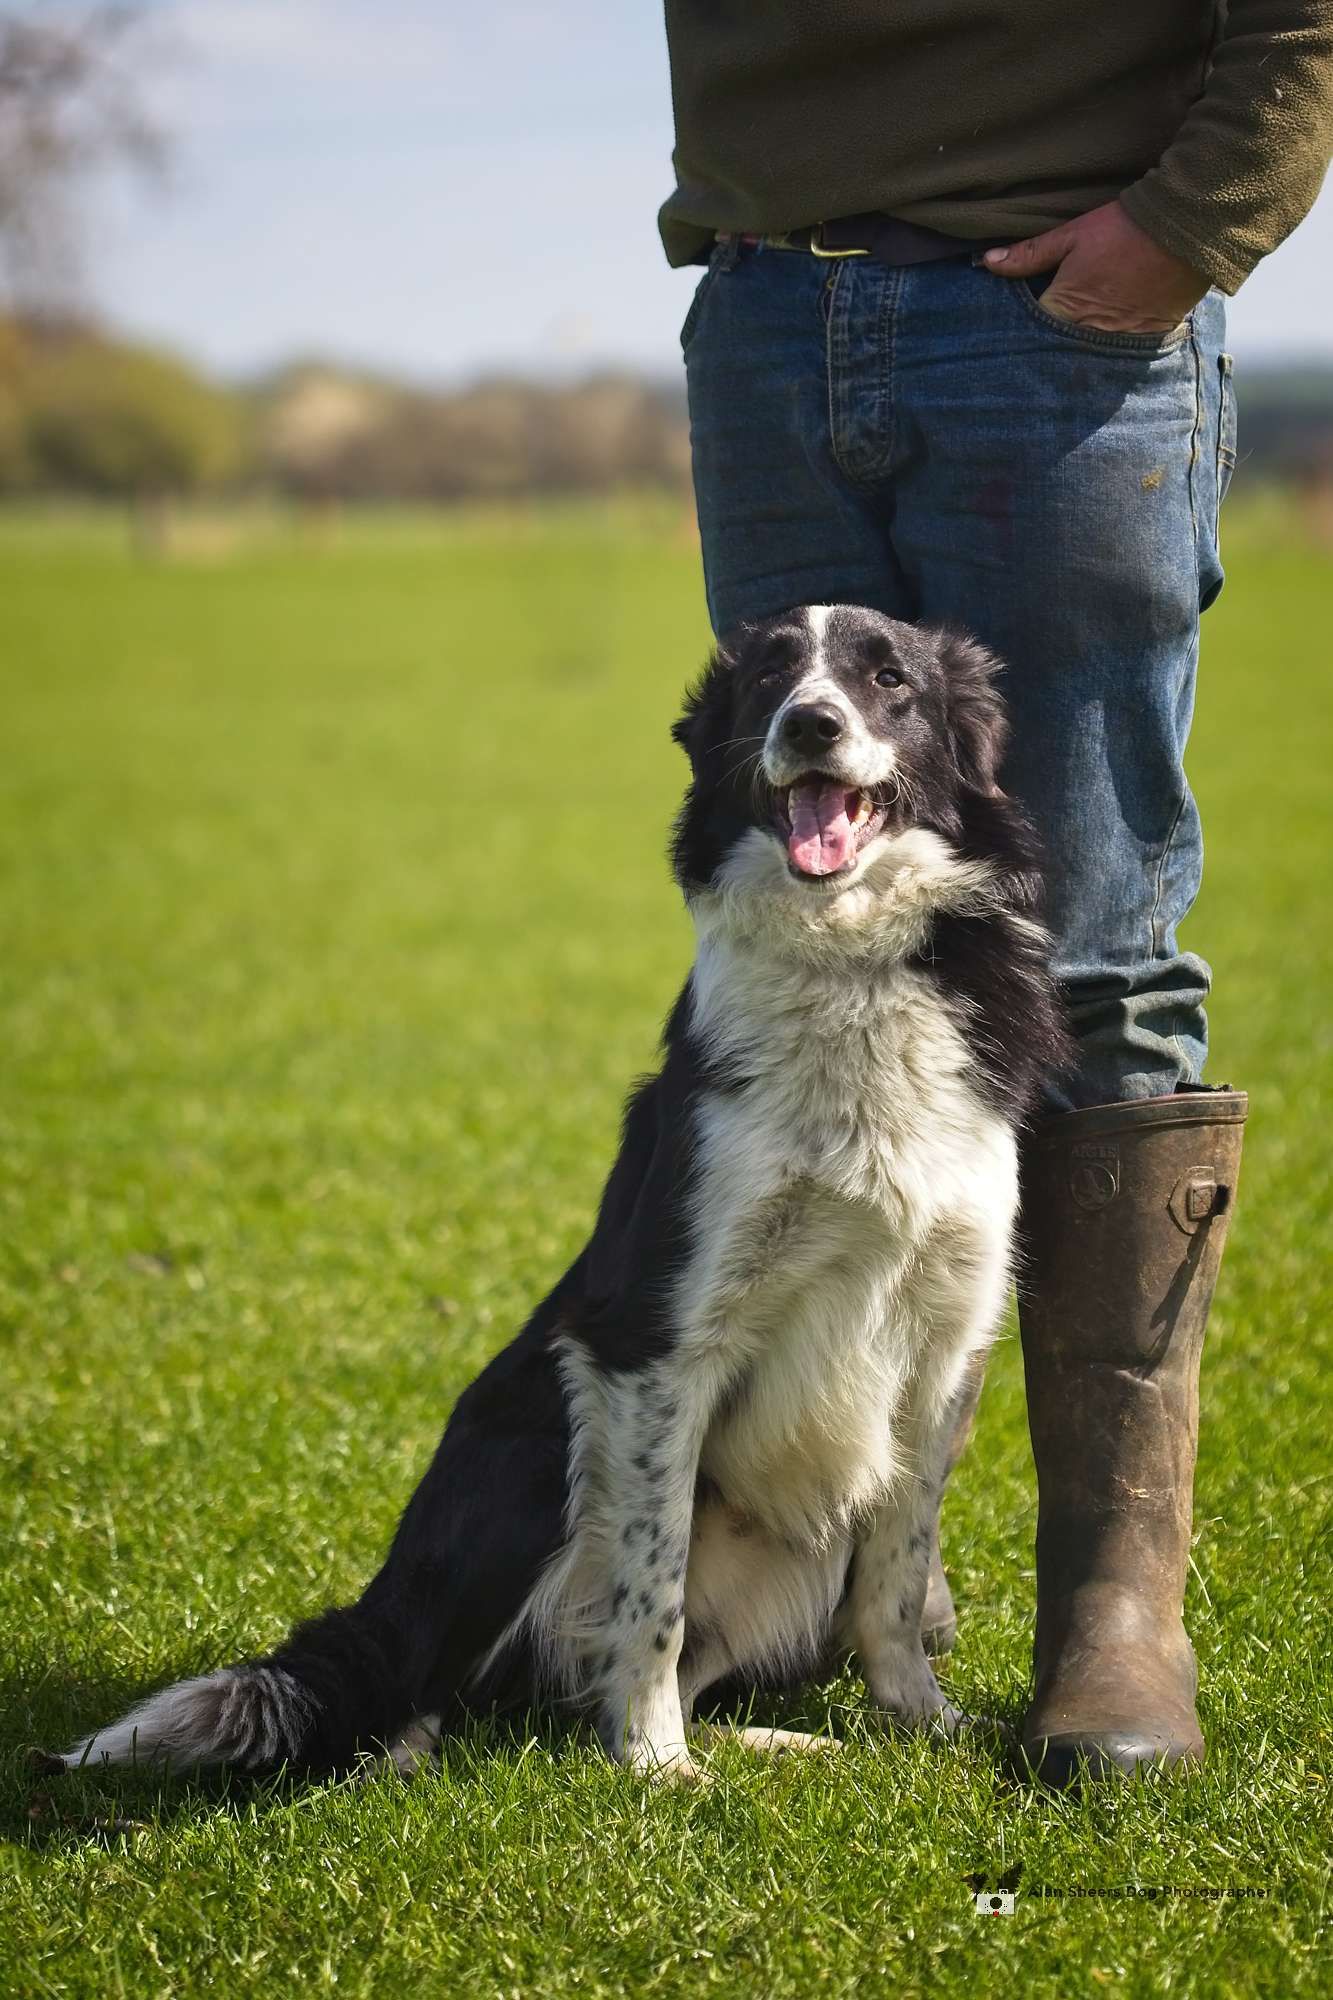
{"left": 808, "top": 221, "right": 869, "bottom": 259}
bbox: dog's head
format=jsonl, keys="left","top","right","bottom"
{"left": 672, "top": 605, "right": 1013, "bottom": 898}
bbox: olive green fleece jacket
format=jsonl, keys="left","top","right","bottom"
{"left": 660, "top": 2, "right": 1333, "bottom": 291}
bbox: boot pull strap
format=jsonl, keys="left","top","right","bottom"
{"left": 1169, "top": 1170, "right": 1231, "bottom": 1234}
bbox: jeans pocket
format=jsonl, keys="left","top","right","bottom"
{"left": 1217, "top": 352, "right": 1237, "bottom": 511}
{"left": 680, "top": 253, "right": 723, "bottom": 354}
{"left": 1013, "top": 277, "right": 1193, "bottom": 355}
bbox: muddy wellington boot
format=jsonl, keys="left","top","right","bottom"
{"left": 920, "top": 1350, "right": 987, "bottom": 1656}
{"left": 1018, "top": 1088, "right": 1247, "bottom": 1784}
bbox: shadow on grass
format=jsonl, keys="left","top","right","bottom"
{"left": 2, "top": 1646, "right": 1033, "bottom": 1852}
{"left": 0, "top": 1650, "right": 595, "bottom": 1851}
{"left": 0, "top": 1649, "right": 251, "bottom": 1848}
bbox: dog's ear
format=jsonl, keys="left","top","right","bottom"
{"left": 937, "top": 631, "right": 1009, "bottom": 797}
{"left": 672, "top": 646, "right": 735, "bottom": 768}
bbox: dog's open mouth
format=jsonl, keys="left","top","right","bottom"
{"left": 773, "top": 776, "right": 890, "bottom": 880}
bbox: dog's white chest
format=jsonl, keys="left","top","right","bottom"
{"left": 680, "top": 941, "right": 1017, "bottom": 1542}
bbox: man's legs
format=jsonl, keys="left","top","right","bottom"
{"left": 684, "top": 245, "right": 1246, "bottom": 1773}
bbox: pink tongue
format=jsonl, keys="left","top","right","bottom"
{"left": 787, "top": 781, "right": 857, "bottom": 876}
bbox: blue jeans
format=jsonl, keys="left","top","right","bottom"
{"left": 682, "top": 241, "right": 1236, "bottom": 1112}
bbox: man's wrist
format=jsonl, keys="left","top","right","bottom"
{"left": 1117, "top": 182, "right": 1242, "bottom": 296}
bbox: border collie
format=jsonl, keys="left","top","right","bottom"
{"left": 63, "top": 605, "right": 1064, "bottom": 1785}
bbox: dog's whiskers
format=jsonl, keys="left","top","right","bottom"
{"left": 714, "top": 732, "right": 767, "bottom": 785}
{"left": 719, "top": 747, "right": 764, "bottom": 789}
{"left": 886, "top": 768, "right": 919, "bottom": 820}
{"left": 718, "top": 744, "right": 772, "bottom": 814}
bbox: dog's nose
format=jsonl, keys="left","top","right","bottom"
{"left": 781, "top": 704, "right": 845, "bottom": 756}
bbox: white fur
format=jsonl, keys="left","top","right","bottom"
{"left": 63, "top": 1676, "right": 228, "bottom": 1767}
{"left": 64, "top": 1666, "right": 310, "bottom": 1769}
{"left": 678, "top": 1502, "right": 850, "bottom": 1705}
{"left": 500, "top": 819, "right": 1018, "bottom": 1771}
{"left": 680, "top": 830, "right": 1014, "bottom": 1585}
{"left": 806, "top": 603, "right": 834, "bottom": 664}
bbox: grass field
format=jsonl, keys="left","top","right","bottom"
{"left": 1, "top": 501, "right": 1330, "bottom": 1996}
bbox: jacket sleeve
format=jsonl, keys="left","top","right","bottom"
{"left": 1118, "top": 0, "right": 1333, "bottom": 292}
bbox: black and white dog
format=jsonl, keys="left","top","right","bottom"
{"left": 65, "top": 605, "right": 1065, "bottom": 1784}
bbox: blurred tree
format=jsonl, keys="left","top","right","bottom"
{"left": 254, "top": 367, "right": 693, "bottom": 504}
{"left": 0, "top": 309, "right": 29, "bottom": 487}
{"left": 257, "top": 364, "right": 395, "bottom": 502}
{"left": 0, "top": 3, "right": 164, "bottom": 307}
{"left": 21, "top": 327, "right": 243, "bottom": 498}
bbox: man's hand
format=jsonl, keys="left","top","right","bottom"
{"left": 983, "top": 200, "right": 1210, "bottom": 335}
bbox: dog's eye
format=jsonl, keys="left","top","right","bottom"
{"left": 874, "top": 666, "right": 903, "bottom": 688}
{"left": 755, "top": 668, "right": 784, "bottom": 689}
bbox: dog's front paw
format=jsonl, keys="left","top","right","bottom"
{"left": 915, "top": 1700, "right": 969, "bottom": 1739}
{"left": 598, "top": 1681, "right": 705, "bottom": 1786}
{"left": 862, "top": 1646, "right": 1004, "bottom": 1743}
{"left": 938, "top": 1707, "right": 1015, "bottom": 1748}
{"left": 865, "top": 1648, "right": 951, "bottom": 1723}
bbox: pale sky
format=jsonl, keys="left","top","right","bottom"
{"left": 63, "top": 0, "right": 1333, "bottom": 382}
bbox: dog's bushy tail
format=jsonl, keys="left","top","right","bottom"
{"left": 63, "top": 1601, "right": 413, "bottom": 1776}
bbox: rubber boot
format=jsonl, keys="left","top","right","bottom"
{"left": 921, "top": 1350, "right": 987, "bottom": 1656}
{"left": 1018, "top": 1089, "right": 1246, "bottom": 1783}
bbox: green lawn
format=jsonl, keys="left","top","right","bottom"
{"left": 1, "top": 501, "right": 1329, "bottom": 1997}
